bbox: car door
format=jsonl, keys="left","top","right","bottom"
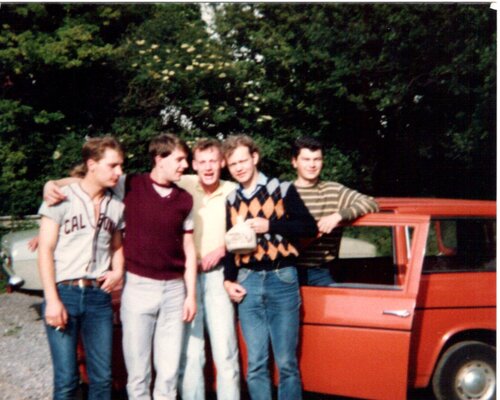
{"left": 299, "top": 213, "right": 429, "bottom": 400}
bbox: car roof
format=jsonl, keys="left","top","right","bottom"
{"left": 376, "top": 197, "right": 496, "bottom": 217}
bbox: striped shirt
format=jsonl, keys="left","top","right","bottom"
{"left": 295, "top": 181, "right": 379, "bottom": 268}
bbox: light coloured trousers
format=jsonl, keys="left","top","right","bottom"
{"left": 179, "top": 266, "right": 240, "bottom": 400}
{"left": 121, "top": 272, "right": 186, "bottom": 400}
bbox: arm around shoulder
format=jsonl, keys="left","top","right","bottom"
{"left": 43, "top": 177, "right": 79, "bottom": 205}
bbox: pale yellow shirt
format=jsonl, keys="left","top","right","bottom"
{"left": 178, "top": 175, "right": 236, "bottom": 260}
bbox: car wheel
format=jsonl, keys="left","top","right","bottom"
{"left": 432, "top": 341, "right": 496, "bottom": 400}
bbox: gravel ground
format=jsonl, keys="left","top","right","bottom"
{"left": 0, "top": 291, "right": 434, "bottom": 400}
{"left": 0, "top": 291, "right": 51, "bottom": 400}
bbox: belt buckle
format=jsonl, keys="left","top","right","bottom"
{"left": 78, "top": 279, "right": 85, "bottom": 288}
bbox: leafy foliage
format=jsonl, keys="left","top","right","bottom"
{"left": 0, "top": 3, "right": 495, "bottom": 216}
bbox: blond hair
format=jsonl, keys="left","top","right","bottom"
{"left": 71, "top": 136, "right": 124, "bottom": 177}
{"left": 221, "top": 134, "right": 260, "bottom": 159}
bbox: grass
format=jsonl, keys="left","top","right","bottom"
{"left": 0, "top": 277, "right": 6, "bottom": 294}
{"left": 3, "top": 324, "right": 22, "bottom": 337}
{"left": 0, "top": 274, "right": 6, "bottom": 294}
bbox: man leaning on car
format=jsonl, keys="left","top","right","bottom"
{"left": 291, "top": 136, "right": 379, "bottom": 286}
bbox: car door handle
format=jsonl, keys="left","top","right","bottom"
{"left": 383, "top": 310, "right": 411, "bottom": 318}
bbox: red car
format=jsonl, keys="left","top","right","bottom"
{"left": 80, "top": 198, "right": 496, "bottom": 400}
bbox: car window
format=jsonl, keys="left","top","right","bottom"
{"left": 423, "top": 218, "right": 496, "bottom": 272}
{"left": 306, "top": 225, "right": 409, "bottom": 290}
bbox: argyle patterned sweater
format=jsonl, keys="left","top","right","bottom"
{"left": 224, "top": 175, "right": 317, "bottom": 282}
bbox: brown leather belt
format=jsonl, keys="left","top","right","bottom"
{"left": 58, "top": 278, "right": 102, "bottom": 288}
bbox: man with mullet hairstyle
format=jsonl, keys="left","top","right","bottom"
{"left": 42, "top": 133, "right": 197, "bottom": 400}
{"left": 38, "top": 136, "right": 125, "bottom": 400}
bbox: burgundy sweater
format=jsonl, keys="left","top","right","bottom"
{"left": 123, "top": 174, "right": 193, "bottom": 280}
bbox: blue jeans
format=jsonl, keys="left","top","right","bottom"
{"left": 44, "top": 284, "right": 113, "bottom": 400}
{"left": 179, "top": 266, "right": 240, "bottom": 400}
{"left": 306, "top": 267, "right": 335, "bottom": 286}
{"left": 237, "top": 267, "right": 302, "bottom": 400}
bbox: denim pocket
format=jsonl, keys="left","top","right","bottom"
{"left": 237, "top": 268, "right": 251, "bottom": 284}
{"left": 275, "top": 266, "right": 298, "bottom": 284}
{"left": 96, "top": 286, "right": 112, "bottom": 298}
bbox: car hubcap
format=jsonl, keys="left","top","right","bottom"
{"left": 455, "top": 360, "right": 496, "bottom": 400}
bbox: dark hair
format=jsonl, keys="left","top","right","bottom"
{"left": 291, "top": 136, "right": 323, "bottom": 159}
{"left": 149, "top": 133, "right": 190, "bottom": 166}
{"left": 222, "top": 134, "right": 260, "bottom": 159}
{"left": 72, "top": 136, "right": 124, "bottom": 177}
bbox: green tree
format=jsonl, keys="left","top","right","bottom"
{"left": 0, "top": 4, "right": 150, "bottom": 215}
{"left": 213, "top": 3, "right": 496, "bottom": 196}
{"left": 0, "top": 3, "right": 495, "bottom": 217}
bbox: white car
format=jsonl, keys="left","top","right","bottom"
{"left": 0, "top": 227, "right": 374, "bottom": 293}
{"left": 1, "top": 228, "right": 41, "bottom": 291}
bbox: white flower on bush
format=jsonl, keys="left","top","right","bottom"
{"left": 160, "top": 105, "right": 196, "bottom": 131}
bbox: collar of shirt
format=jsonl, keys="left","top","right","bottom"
{"left": 73, "top": 183, "right": 114, "bottom": 204}
{"left": 195, "top": 180, "right": 225, "bottom": 200}
{"left": 238, "top": 172, "right": 268, "bottom": 199}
